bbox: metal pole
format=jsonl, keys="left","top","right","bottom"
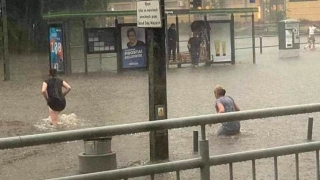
{"left": 295, "top": 153, "right": 299, "bottom": 180}
{"left": 274, "top": 156, "right": 278, "bottom": 180}
{"left": 201, "top": 125, "right": 206, "bottom": 140}
{"left": 252, "top": 160, "right": 256, "bottom": 180}
{"left": 1, "top": 0, "right": 10, "bottom": 80}
{"left": 199, "top": 140, "right": 210, "bottom": 180}
{"left": 229, "top": 163, "right": 233, "bottom": 180}
{"left": 176, "top": 171, "right": 180, "bottom": 180}
{"left": 307, "top": 117, "right": 313, "bottom": 141}
{"left": 176, "top": 15, "right": 179, "bottom": 58}
{"left": 252, "top": 13, "right": 256, "bottom": 64}
{"left": 317, "top": 150, "right": 320, "bottom": 180}
{"left": 83, "top": 19, "right": 88, "bottom": 74}
{"left": 259, "top": 36, "right": 262, "bottom": 54}
{"left": 193, "top": 131, "right": 199, "bottom": 153}
{"left": 149, "top": 0, "right": 169, "bottom": 161}
{"left": 165, "top": 14, "right": 169, "bottom": 69}
{"left": 230, "top": 14, "right": 235, "bottom": 64}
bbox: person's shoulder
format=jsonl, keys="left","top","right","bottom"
{"left": 137, "top": 40, "right": 145, "bottom": 46}
{"left": 215, "top": 97, "right": 222, "bottom": 103}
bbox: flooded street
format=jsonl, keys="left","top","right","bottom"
{"left": 1, "top": 42, "right": 320, "bottom": 179}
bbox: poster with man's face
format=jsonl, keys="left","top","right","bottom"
{"left": 121, "top": 26, "right": 146, "bottom": 68}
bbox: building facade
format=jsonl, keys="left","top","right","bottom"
{"left": 286, "top": 0, "right": 320, "bottom": 22}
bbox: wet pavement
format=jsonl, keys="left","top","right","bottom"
{"left": 1, "top": 37, "right": 320, "bottom": 179}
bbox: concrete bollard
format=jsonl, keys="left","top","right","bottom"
{"left": 78, "top": 137, "right": 117, "bottom": 174}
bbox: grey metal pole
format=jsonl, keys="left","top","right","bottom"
{"left": 229, "top": 163, "right": 233, "bottom": 180}
{"left": 199, "top": 140, "right": 210, "bottom": 180}
{"left": 193, "top": 131, "right": 199, "bottom": 153}
{"left": 259, "top": 36, "right": 263, "bottom": 54}
{"left": 295, "top": 153, "right": 299, "bottom": 180}
{"left": 252, "top": 160, "right": 256, "bottom": 180}
{"left": 1, "top": 0, "right": 10, "bottom": 80}
{"left": 201, "top": 125, "right": 206, "bottom": 140}
{"left": 274, "top": 156, "right": 278, "bottom": 180}
{"left": 176, "top": 15, "right": 179, "bottom": 57}
{"left": 176, "top": 171, "right": 180, "bottom": 180}
{"left": 316, "top": 150, "right": 320, "bottom": 180}
{"left": 148, "top": 0, "right": 169, "bottom": 161}
{"left": 82, "top": 19, "right": 88, "bottom": 74}
{"left": 252, "top": 13, "right": 256, "bottom": 64}
{"left": 307, "top": 117, "right": 314, "bottom": 141}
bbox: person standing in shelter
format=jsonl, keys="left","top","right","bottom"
{"left": 308, "top": 24, "right": 318, "bottom": 50}
{"left": 187, "top": 32, "right": 202, "bottom": 67}
{"left": 213, "top": 85, "right": 241, "bottom": 136}
{"left": 41, "top": 69, "right": 71, "bottom": 125}
{"left": 168, "top": 23, "right": 177, "bottom": 61}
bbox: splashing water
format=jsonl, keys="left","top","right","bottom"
{"left": 34, "top": 113, "right": 84, "bottom": 131}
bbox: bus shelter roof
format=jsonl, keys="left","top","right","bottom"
{"left": 43, "top": 7, "right": 258, "bottom": 20}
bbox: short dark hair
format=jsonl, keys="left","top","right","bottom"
{"left": 127, "top": 28, "right": 136, "bottom": 37}
{"left": 171, "top": 23, "right": 175, "bottom": 27}
{"left": 49, "top": 68, "right": 57, "bottom": 77}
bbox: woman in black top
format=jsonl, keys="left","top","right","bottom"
{"left": 41, "top": 69, "right": 71, "bottom": 125}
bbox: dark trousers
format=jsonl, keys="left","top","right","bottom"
{"left": 190, "top": 53, "right": 199, "bottom": 65}
{"left": 168, "top": 43, "right": 176, "bottom": 60}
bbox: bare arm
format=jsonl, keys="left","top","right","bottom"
{"left": 216, "top": 102, "right": 225, "bottom": 113}
{"left": 234, "top": 102, "right": 240, "bottom": 111}
{"left": 41, "top": 82, "right": 49, "bottom": 101}
{"left": 62, "top": 81, "right": 71, "bottom": 97}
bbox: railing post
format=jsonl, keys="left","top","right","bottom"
{"left": 307, "top": 117, "right": 314, "bottom": 141}
{"left": 200, "top": 140, "right": 210, "bottom": 180}
{"left": 316, "top": 150, "right": 320, "bottom": 180}
{"left": 259, "top": 36, "right": 263, "bottom": 54}
{"left": 201, "top": 125, "right": 206, "bottom": 140}
{"left": 193, "top": 131, "right": 199, "bottom": 153}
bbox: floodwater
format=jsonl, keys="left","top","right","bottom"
{"left": 1, "top": 39, "right": 320, "bottom": 179}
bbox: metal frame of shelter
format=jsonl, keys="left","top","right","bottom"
{"left": 42, "top": 7, "right": 258, "bottom": 73}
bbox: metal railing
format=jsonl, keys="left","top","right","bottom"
{"left": 1, "top": 103, "right": 320, "bottom": 180}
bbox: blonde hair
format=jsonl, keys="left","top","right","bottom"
{"left": 214, "top": 85, "right": 226, "bottom": 96}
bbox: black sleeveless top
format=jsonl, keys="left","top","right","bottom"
{"left": 45, "top": 77, "right": 66, "bottom": 111}
{"left": 45, "top": 77, "right": 64, "bottom": 100}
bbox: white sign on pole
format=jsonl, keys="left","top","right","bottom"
{"left": 137, "top": 0, "right": 162, "bottom": 28}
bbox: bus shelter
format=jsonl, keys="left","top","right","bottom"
{"left": 43, "top": 7, "right": 258, "bottom": 74}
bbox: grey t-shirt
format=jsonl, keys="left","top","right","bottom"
{"left": 215, "top": 96, "right": 240, "bottom": 132}
{"left": 215, "top": 96, "right": 236, "bottom": 113}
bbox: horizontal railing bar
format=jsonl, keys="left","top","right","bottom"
{"left": 48, "top": 158, "right": 202, "bottom": 180}
{"left": 209, "top": 141, "right": 320, "bottom": 166}
{"left": 50, "top": 140, "right": 320, "bottom": 180}
{"left": 1, "top": 103, "right": 320, "bottom": 150}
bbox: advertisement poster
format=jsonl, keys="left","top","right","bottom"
{"left": 285, "top": 30, "right": 293, "bottom": 48}
{"left": 209, "top": 22, "right": 231, "bottom": 62}
{"left": 86, "top": 28, "right": 116, "bottom": 54}
{"left": 49, "top": 26, "right": 64, "bottom": 72}
{"left": 121, "top": 26, "right": 146, "bottom": 68}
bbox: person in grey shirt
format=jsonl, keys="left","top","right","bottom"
{"left": 214, "top": 85, "right": 241, "bottom": 136}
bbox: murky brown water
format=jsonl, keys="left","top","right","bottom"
{"left": 1, "top": 49, "right": 320, "bottom": 179}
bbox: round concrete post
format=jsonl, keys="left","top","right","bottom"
{"left": 78, "top": 137, "right": 117, "bottom": 174}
